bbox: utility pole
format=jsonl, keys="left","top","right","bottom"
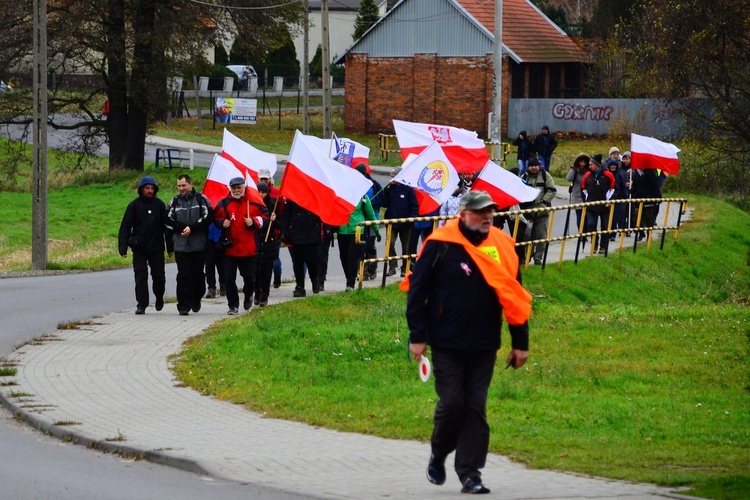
{"left": 490, "top": 0, "right": 503, "bottom": 143}
{"left": 303, "top": 0, "right": 310, "bottom": 134}
{"left": 32, "top": 0, "right": 48, "bottom": 270}
{"left": 321, "top": 0, "right": 332, "bottom": 139}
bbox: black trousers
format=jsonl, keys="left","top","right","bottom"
{"left": 132, "top": 250, "right": 165, "bottom": 310}
{"left": 431, "top": 347, "right": 497, "bottom": 482}
{"left": 337, "top": 233, "right": 363, "bottom": 288}
{"left": 586, "top": 207, "right": 612, "bottom": 251}
{"left": 318, "top": 230, "right": 334, "bottom": 284}
{"left": 290, "top": 243, "right": 320, "bottom": 290}
{"left": 224, "top": 255, "right": 256, "bottom": 309}
{"left": 388, "top": 226, "right": 412, "bottom": 271}
{"left": 175, "top": 250, "right": 206, "bottom": 313}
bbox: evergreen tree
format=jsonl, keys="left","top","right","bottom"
{"left": 532, "top": 0, "right": 571, "bottom": 34}
{"left": 310, "top": 44, "right": 323, "bottom": 79}
{"left": 353, "top": 0, "right": 379, "bottom": 40}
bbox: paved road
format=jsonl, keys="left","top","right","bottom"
{"left": 0, "top": 269, "right": 311, "bottom": 499}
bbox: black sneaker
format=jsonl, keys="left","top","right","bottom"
{"left": 426, "top": 454, "right": 446, "bottom": 485}
{"left": 155, "top": 297, "right": 164, "bottom": 311}
{"left": 192, "top": 300, "right": 201, "bottom": 313}
{"left": 179, "top": 310, "right": 189, "bottom": 316}
{"left": 386, "top": 268, "right": 397, "bottom": 277}
{"left": 461, "top": 477, "right": 490, "bottom": 494}
{"left": 273, "top": 274, "right": 281, "bottom": 289}
{"left": 312, "top": 282, "right": 321, "bottom": 294}
{"left": 205, "top": 288, "right": 216, "bottom": 299}
{"left": 227, "top": 307, "right": 238, "bottom": 316}
{"left": 243, "top": 294, "right": 252, "bottom": 311}
{"left": 293, "top": 288, "right": 306, "bottom": 298}
{"left": 135, "top": 307, "right": 145, "bottom": 315}
{"left": 318, "top": 280, "right": 325, "bottom": 292}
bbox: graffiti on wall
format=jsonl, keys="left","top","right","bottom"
{"left": 552, "top": 102, "right": 614, "bottom": 121}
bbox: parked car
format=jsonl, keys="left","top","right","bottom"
{"left": 226, "top": 65, "right": 257, "bottom": 90}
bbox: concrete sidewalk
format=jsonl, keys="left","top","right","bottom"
{"left": 0, "top": 273, "right": 689, "bottom": 499}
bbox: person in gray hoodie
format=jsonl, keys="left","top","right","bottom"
{"left": 166, "top": 174, "right": 212, "bottom": 315}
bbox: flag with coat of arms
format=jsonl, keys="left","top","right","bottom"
{"left": 392, "top": 141, "right": 460, "bottom": 215}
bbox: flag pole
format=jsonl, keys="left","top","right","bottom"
{"left": 263, "top": 198, "right": 279, "bottom": 243}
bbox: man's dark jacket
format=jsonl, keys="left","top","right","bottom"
{"left": 118, "top": 177, "right": 173, "bottom": 255}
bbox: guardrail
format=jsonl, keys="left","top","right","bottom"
{"left": 355, "top": 197, "right": 689, "bottom": 288}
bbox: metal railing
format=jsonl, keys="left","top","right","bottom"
{"left": 355, "top": 197, "right": 689, "bottom": 288}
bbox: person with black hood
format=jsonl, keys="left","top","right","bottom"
{"left": 532, "top": 125, "right": 557, "bottom": 172}
{"left": 166, "top": 174, "right": 212, "bottom": 316}
{"left": 118, "top": 176, "right": 173, "bottom": 315}
{"left": 512, "top": 130, "right": 533, "bottom": 176}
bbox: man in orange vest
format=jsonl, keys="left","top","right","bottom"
{"left": 404, "top": 190, "right": 532, "bottom": 495}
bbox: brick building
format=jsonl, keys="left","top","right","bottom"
{"left": 338, "top": 0, "right": 589, "bottom": 138}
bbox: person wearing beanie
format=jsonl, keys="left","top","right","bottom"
{"left": 533, "top": 125, "right": 557, "bottom": 173}
{"left": 581, "top": 154, "right": 617, "bottom": 254}
{"left": 566, "top": 153, "right": 590, "bottom": 240}
{"left": 118, "top": 176, "right": 174, "bottom": 315}
{"left": 608, "top": 146, "right": 622, "bottom": 169}
{"left": 512, "top": 130, "right": 533, "bottom": 175}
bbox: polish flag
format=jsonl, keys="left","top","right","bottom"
{"left": 630, "top": 133, "right": 681, "bottom": 175}
{"left": 279, "top": 130, "right": 372, "bottom": 226}
{"left": 332, "top": 132, "right": 371, "bottom": 173}
{"left": 393, "top": 141, "right": 460, "bottom": 215}
{"left": 472, "top": 160, "right": 541, "bottom": 209}
{"left": 221, "top": 128, "right": 278, "bottom": 183}
{"left": 393, "top": 119, "right": 490, "bottom": 174}
{"left": 203, "top": 154, "right": 264, "bottom": 207}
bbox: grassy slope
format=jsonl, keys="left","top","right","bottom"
{"left": 174, "top": 196, "right": 749, "bottom": 498}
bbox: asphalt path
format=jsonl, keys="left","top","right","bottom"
{"left": 0, "top": 268, "right": 320, "bottom": 499}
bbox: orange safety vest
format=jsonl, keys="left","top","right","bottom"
{"left": 400, "top": 219, "right": 533, "bottom": 326}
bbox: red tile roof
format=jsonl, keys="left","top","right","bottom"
{"left": 458, "top": 0, "right": 588, "bottom": 63}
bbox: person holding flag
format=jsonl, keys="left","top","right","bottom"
{"left": 212, "top": 176, "right": 268, "bottom": 315}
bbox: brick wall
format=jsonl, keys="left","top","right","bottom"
{"left": 344, "top": 54, "right": 511, "bottom": 138}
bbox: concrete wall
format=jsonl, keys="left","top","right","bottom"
{"left": 507, "top": 98, "right": 688, "bottom": 139}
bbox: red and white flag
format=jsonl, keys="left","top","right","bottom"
{"left": 221, "top": 128, "right": 278, "bottom": 183}
{"left": 204, "top": 154, "right": 264, "bottom": 207}
{"left": 393, "top": 119, "right": 490, "bottom": 174}
{"left": 393, "top": 141, "right": 460, "bottom": 215}
{"left": 630, "top": 133, "right": 681, "bottom": 176}
{"left": 279, "top": 130, "right": 373, "bottom": 226}
{"left": 472, "top": 160, "right": 541, "bottom": 209}
{"left": 332, "top": 132, "right": 371, "bottom": 173}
